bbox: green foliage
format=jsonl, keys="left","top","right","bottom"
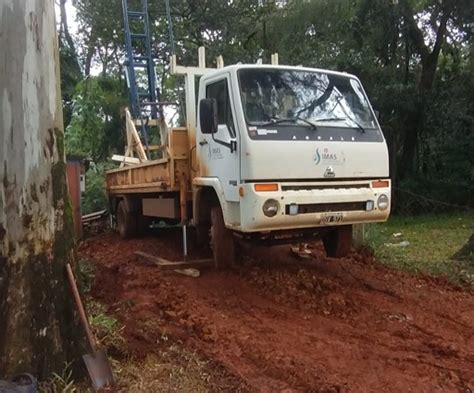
{"left": 65, "top": 78, "right": 107, "bottom": 160}
{"left": 81, "top": 162, "right": 114, "bottom": 215}
{"left": 65, "top": 76, "right": 127, "bottom": 162}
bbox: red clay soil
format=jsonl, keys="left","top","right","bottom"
{"left": 80, "top": 229, "right": 474, "bottom": 392}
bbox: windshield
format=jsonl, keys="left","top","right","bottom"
{"left": 238, "top": 68, "right": 378, "bottom": 130}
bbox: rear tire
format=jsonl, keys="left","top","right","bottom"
{"left": 322, "top": 225, "right": 352, "bottom": 258}
{"left": 210, "top": 206, "right": 235, "bottom": 268}
{"left": 117, "top": 200, "right": 137, "bottom": 238}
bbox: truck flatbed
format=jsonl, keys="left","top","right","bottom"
{"left": 106, "top": 127, "right": 191, "bottom": 195}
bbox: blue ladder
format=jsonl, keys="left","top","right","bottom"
{"left": 122, "top": 0, "right": 159, "bottom": 157}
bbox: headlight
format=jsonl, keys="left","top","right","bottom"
{"left": 262, "top": 199, "right": 279, "bottom": 217}
{"left": 377, "top": 194, "right": 389, "bottom": 210}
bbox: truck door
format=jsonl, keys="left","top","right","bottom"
{"left": 198, "top": 75, "right": 240, "bottom": 202}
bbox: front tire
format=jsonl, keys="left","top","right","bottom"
{"left": 322, "top": 225, "right": 352, "bottom": 258}
{"left": 195, "top": 222, "right": 211, "bottom": 248}
{"left": 210, "top": 206, "right": 235, "bottom": 268}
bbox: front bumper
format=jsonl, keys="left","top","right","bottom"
{"left": 239, "top": 180, "right": 391, "bottom": 232}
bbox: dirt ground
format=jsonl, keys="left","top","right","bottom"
{"left": 79, "top": 229, "right": 474, "bottom": 393}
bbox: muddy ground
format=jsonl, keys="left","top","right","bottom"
{"left": 79, "top": 229, "right": 474, "bottom": 392}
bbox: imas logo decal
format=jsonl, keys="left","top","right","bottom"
{"left": 314, "top": 149, "right": 322, "bottom": 165}
{"left": 314, "top": 147, "right": 345, "bottom": 165}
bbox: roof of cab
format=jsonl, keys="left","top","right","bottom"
{"left": 201, "top": 63, "right": 359, "bottom": 82}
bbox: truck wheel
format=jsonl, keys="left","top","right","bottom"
{"left": 210, "top": 206, "right": 235, "bottom": 268}
{"left": 117, "top": 200, "right": 137, "bottom": 238}
{"left": 322, "top": 225, "right": 352, "bottom": 258}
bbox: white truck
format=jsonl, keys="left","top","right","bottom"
{"left": 106, "top": 52, "right": 391, "bottom": 267}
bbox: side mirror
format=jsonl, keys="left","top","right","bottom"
{"left": 199, "top": 98, "right": 218, "bottom": 134}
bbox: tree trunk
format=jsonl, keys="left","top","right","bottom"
{"left": 451, "top": 234, "right": 474, "bottom": 262}
{"left": 0, "top": 0, "right": 84, "bottom": 380}
{"left": 84, "top": 38, "right": 95, "bottom": 76}
{"left": 59, "top": 0, "right": 76, "bottom": 52}
{"left": 398, "top": 102, "right": 423, "bottom": 179}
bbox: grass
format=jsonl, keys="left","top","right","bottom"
{"left": 88, "top": 300, "right": 127, "bottom": 355}
{"left": 39, "top": 363, "right": 79, "bottom": 393}
{"left": 365, "top": 211, "right": 474, "bottom": 284}
{"left": 112, "top": 344, "right": 226, "bottom": 393}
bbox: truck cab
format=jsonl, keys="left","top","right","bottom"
{"left": 194, "top": 64, "right": 390, "bottom": 264}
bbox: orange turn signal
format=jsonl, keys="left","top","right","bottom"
{"left": 254, "top": 183, "right": 279, "bottom": 192}
{"left": 372, "top": 180, "right": 390, "bottom": 188}
{"left": 239, "top": 186, "right": 245, "bottom": 197}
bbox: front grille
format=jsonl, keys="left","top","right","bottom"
{"left": 285, "top": 201, "right": 367, "bottom": 214}
{"left": 282, "top": 183, "right": 370, "bottom": 191}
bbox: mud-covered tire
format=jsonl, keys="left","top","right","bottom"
{"left": 210, "top": 206, "right": 235, "bottom": 268}
{"left": 117, "top": 200, "right": 137, "bottom": 238}
{"left": 322, "top": 225, "right": 352, "bottom": 258}
{"left": 195, "top": 222, "right": 211, "bottom": 249}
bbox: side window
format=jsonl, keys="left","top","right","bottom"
{"left": 205, "top": 79, "right": 235, "bottom": 137}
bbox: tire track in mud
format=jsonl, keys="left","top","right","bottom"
{"left": 80, "top": 231, "right": 474, "bottom": 392}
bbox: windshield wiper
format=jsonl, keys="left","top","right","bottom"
{"left": 261, "top": 116, "right": 318, "bottom": 131}
{"left": 314, "top": 116, "right": 365, "bottom": 133}
{"left": 344, "top": 117, "right": 366, "bottom": 134}
{"left": 313, "top": 117, "right": 347, "bottom": 122}
{"left": 328, "top": 98, "right": 366, "bottom": 134}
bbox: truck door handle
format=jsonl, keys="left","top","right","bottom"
{"left": 199, "top": 140, "right": 208, "bottom": 146}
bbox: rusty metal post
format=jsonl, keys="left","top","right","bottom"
{"left": 179, "top": 173, "right": 188, "bottom": 223}
{"left": 179, "top": 173, "right": 188, "bottom": 259}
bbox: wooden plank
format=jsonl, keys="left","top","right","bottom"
{"left": 111, "top": 155, "right": 140, "bottom": 165}
{"left": 133, "top": 118, "right": 161, "bottom": 127}
{"left": 125, "top": 108, "right": 147, "bottom": 161}
{"left": 170, "top": 128, "right": 189, "bottom": 158}
{"left": 106, "top": 157, "right": 169, "bottom": 174}
{"left": 108, "top": 181, "right": 172, "bottom": 190}
{"left": 107, "top": 186, "right": 180, "bottom": 194}
{"left": 82, "top": 209, "right": 108, "bottom": 220}
{"left": 135, "top": 251, "right": 214, "bottom": 270}
{"left": 147, "top": 144, "right": 166, "bottom": 151}
{"left": 174, "top": 268, "right": 200, "bottom": 278}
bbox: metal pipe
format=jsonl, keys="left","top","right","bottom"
{"left": 182, "top": 224, "right": 188, "bottom": 259}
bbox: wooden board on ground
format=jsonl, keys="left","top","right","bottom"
{"left": 134, "top": 251, "right": 214, "bottom": 271}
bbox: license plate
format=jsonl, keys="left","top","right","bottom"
{"left": 320, "top": 212, "right": 344, "bottom": 225}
